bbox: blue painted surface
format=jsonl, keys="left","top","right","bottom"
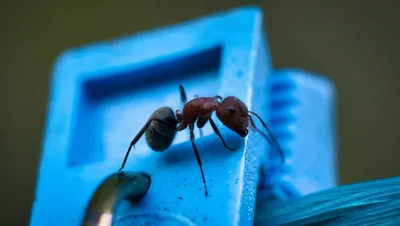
{"left": 30, "top": 6, "right": 337, "bottom": 226}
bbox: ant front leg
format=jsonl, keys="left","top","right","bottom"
{"left": 189, "top": 124, "right": 209, "bottom": 196}
{"left": 119, "top": 117, "right": 176, "bottom": 172}
{"left": 208, "top": 117, "right": 236, "bottom": 151}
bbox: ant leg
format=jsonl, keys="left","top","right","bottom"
{"left": 177, "top": 120, "right": 188, "bottom": 131}
{"left": 208, "top": 117, "right": 236, "bottom": 151}
{"left": 189, "top": 124, "right": 208, "bottom": 196}
{"left": 119, "top": 119, "right": 152, "bottom": 172}
{"left": 119, "top": 117, "right": 176, "bottom": 172}
{"left": 199, "top": 128, "right": 204, "bottom": 138}
{"left": 197, "top": 114, "right": 209, "bottom": 128}
{"left": 192, "top": 95, "right": 205, "bottom": 138}
{"left": 248, "top": 115, "right": 285, "bottom": 163}
{"left": 178, "top": 85, "right": 191, "bottom": 138}
{"left": 179, "top": 84, "right": 188, "bottom": 105}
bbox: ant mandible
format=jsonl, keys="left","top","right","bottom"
{"left": 118, "top": 84, "right": 284, "bottom": 196}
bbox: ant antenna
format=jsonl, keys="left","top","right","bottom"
{"left": 248, "top": 111, "right": 285, "bottom": 163}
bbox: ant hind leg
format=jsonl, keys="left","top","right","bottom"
{"left": 119, "top": 118, "right": 153, "bottom": 172}
{"left": 119, "top": 117, "right": 177, "bottom": 172}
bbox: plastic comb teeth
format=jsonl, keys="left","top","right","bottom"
{"left": 259, "top": 69, "right": 337, "bottom": 199}
{"left": 269, "top": 73, "right": 298, "bottom": 166}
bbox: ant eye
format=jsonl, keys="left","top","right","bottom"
{"left": 228, "top": 106, "right": 236, "bottom": 114}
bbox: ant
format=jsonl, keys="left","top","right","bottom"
{"left": 118, "top": 84, "right": 284, "bottom": 196}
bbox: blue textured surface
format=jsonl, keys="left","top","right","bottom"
{"left": 31, "top": 7, "right": 271, "bottom": 226}
{"left": 261, "top": 69, "right": 337, "bottom": 197}
{"left": 30, "top": 6, "right": 337, "bottom": 226}
{"left": 255, "top": 176, "right": 400, "bottom": 225}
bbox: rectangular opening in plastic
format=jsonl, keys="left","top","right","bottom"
{"left": 68, "top": 46, "right": 223, "bottom": 167}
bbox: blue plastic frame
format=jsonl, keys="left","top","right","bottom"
{"left": 31, "top": 7, "right": 273, "bottom": 226}
{"left": 30, "top": 6, "right": 337, "bottom": 226}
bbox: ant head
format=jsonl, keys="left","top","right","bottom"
{"left": 216, "top": 96, "right": 249, "bottom": 137}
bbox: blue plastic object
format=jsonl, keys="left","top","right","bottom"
{"left": 255, "top": 176, "right": 400, "bottom": 225}
{"left": 259, "top": 69, "right": 337, "bottom": 198}
{"left": 30, "top": 7, "right": 337, "bottom": 226}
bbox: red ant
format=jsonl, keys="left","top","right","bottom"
{"left": 118, "top": 84, "right": 284, "bottom": 196}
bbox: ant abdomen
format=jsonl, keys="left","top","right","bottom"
{"left": 145, "top": 106, "right": 178, "bottom": 151}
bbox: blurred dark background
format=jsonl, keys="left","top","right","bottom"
{"left": 1, "top": 1, "right": 399, "bottom": 225}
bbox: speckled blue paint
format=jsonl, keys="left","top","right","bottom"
{"left": 30, "top": 6, "right": 337, "bottom": 226}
